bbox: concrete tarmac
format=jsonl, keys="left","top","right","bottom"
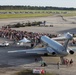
{"left": 0, "top": 43, "right": 42, "bottom": 67}
{"left": 0, "top": 16, "right": 76, "bottom": 75}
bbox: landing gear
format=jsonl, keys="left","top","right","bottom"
{"left": 60, "top": 56, "right": 65, "bottom": 64}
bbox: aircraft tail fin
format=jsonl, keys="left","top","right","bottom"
{"left": 63, "top": 32, "right": 73, "bottom": 51}
{"left": 63, "top": 39, "right": 69, "bottom": 51}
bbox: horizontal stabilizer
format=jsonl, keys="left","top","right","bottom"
{"left": 53, "top": 32, "right": 73, "bottom": 41}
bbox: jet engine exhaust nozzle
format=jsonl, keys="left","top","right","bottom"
{"left": 69, "top": 50, "right": 74, "bottom": 54}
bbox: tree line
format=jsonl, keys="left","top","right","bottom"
{"left": 0, "top": 5, "right": 76, "bottom": 10}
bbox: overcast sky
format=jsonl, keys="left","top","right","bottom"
{"left": 0, "top": 0, "right": 76, "bottom": 8}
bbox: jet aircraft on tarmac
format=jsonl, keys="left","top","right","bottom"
{"left": 8, "top": 32, "right": 74, "bottom": 64}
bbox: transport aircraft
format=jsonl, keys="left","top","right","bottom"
{"left": 8, "top": 32, "right": 74, "bottom": 64}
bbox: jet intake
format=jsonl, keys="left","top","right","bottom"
{"left": 69, "top": 50, "right": 74, "bottom": 54}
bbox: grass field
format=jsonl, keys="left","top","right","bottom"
{"left": 0, "top": 13, "right": 52, "bottom": 19}
{"left": 0, "top": 10, "right": 76, "bottom": 19}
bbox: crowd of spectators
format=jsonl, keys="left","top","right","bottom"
{"left": 0, "top": 26, "right": 57, "bottom": 46}
{"left": 63, "top": 58, "right": 73, "bottom": 66}
{"left": 1, "top": 25, "right": 76, "bottom": 47}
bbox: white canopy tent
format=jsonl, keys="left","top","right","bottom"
{"left": 17, "top": 37, "right": 30, "bottom": 45}
{"left": 19, "top": 37, "right": 30, "bottom": 43}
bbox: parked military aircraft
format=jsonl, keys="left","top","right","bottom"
{"left": 8, "top": 32, "right": 74, "bottom": 64}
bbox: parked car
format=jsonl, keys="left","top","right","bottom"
{"left": 0, "top": 41, "right": 9, "bottom": 47}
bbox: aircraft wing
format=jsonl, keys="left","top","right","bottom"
{"left": 8, "top": 47, "right": 58, "bottom": 55}
{"left": 8, "top": 48, "right": 48, "bottom": 54}
{"left": 68, "top": 47, "right": 76, "bottom": 51}
{"left": 52, "top": 36, "right": 66, "bottom": 41}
